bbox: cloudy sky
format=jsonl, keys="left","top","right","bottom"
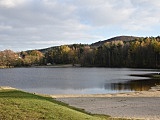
{"left": 0, "top": 0, "right": 160, "bottom": 51}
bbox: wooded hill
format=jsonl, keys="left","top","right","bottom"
{"left": 91, "top": 36, "right": 141, "bottom": 47}
{"left": 1, "top": 36, "right": 160, "bottom": 68}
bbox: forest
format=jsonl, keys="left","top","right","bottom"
{"left": 0, "top": 36, "right": 160, "bottom": 68}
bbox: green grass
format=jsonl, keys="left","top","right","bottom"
{"left": 0, "top": 89, "right": 111, "bottom": 120}
{"left": 0, "top": 89, "right": 134, "bottom": 120}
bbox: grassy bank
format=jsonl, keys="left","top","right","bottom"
{"left": 0, "top": 89, "right": 111, "bottom": 120}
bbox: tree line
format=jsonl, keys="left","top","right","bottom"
{"left": 0, "top": 50, "right": 44, "bottom": 68}
{"left": 0, "top": 36, "right": 160, "bottom": 68}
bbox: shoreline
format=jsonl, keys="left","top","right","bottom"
{"left": 31, "top": 64, "right": 81, "bottom": 68}
{"left": 1, "top": 86, "right": 160, "bottom": 119}
{"left": 51, "top": 87, "right": 160, "bottom": 98}
{"left": 1, "top": 85, "right": 160, "bottom": 98}
{"left": 53, "top": 86, "right": 160, "bottom": 120}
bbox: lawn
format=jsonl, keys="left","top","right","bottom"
{"left": 0, "top": 89, "right": 109, "bottom": 120}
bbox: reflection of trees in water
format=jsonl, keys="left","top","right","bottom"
{"left": 105, "top": 79, "right": 160, "bottom": 91}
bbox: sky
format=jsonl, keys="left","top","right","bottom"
{"left": 0, "top": 0, "right": 160, "bottom": 51}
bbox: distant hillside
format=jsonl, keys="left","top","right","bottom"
{"left": 38, "top": 44, "right": 88, "bottom": 53}
{"left": 91, "top": 36, "right": 142, "bottom": 47}
{"left": 3, "top": 36, "right": 160, "bottom": 68}
{"left": 38, "top": 36, "right": 141, "bottom": 53}
{"left": 38, "top": 46, "right": 58, "bottom": 53}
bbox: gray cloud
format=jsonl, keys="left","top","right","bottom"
{"left": 0, "top": 0, "right": 160, "bottom": 51}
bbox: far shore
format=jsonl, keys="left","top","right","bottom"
{"left": 2, "top": 64, "right": 160, "bottom": 69}
{"left": 0, "top": 64, "right": 81, "bottom": 69}
{"left": 31, "top": 64, "right": 82, "bottom": 68}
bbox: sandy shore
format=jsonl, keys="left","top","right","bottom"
{"left": 53, "top": 86, "right": 160, "bottom": 120}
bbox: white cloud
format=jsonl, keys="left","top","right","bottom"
{"left": 123, "top": 0, "right": 160, "bottom": 31}
{"left": 0, "top": 0, "right": 25, "bottom": 8}
{"left": 32, "top": 40, "right": 66, "bottom": 46}
{"left": 73, "top": 0, "right": 160, "bottom": 31}
{"left": 72, "top": 0, "right": 134, "bottom": 26}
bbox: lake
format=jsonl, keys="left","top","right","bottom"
{"left": 0, "top": 68, "right": 160, "bottom": 94}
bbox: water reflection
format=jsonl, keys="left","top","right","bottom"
{"left": 109, "top": 79, "right": 160, "bottom": 91}
{"left": 0, "top": 68, "right": 160, "bottom": 94}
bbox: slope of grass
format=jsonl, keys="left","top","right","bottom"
{"left": 0, "top": 89, "right": 109, "bottom": 120}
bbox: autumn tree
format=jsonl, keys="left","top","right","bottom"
{"left": 0, "top": 50, "right": 20, "bottom": 67}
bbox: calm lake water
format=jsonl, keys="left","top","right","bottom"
{"left": 0, "top": 68, "right": 160, "bottom": 94}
